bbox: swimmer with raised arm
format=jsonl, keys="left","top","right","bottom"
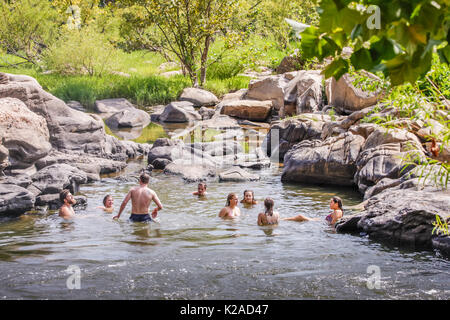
{"left": 282, "top": 196, "right": 344, "bottom": 224}
{"left": 193, "top": 182, "right": 207, "bottom": 196}
{"left": 218, "top": 193, "right": 241, "bottom": 219}
{"left": 113, "top": 173, "right": 163, "bottom": 222}
{"left": 98, "top": 194, "right": 114, "bottom": 213}
{"left": 241, "top": 190, "right": 258, "bottom": 205}
{"left": 257, "top": 198, "right": 280, "bottom": 226}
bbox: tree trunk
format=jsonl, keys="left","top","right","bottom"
{"left": 199, "top": 36, "right": 211, "bottom": 87}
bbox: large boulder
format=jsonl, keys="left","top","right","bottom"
{"left": 104, "top": 108, "right": 150, "bottom": 128}
{"left": 0, "top": 97, "right": 52, "bottom": 169}
{"left": 262, "top": 114, "right": 329, "bottom": 161}
{"left": 0, "top": 74, "right": 109, "bottom": 156}
{"left": 354, "top": 127, "right": 426, "bottom": 195}
{"left": 0, "top": 183, "right": 35, "bottom": 215}
{"left": 179, "top": 88, "right": 219, "bottom": 107}
{"left": 246, "top": 75, "right": 289, "bottom": 111}
{"left": 326, "top": 73, "right": 383, "bottom": 113}
{"left": 220, "top": 100, "right": 272, "bottom": 122}
{"left": 281, "top": 132, "right": 365, "bottom": 186}
{"left": 159, "top": 101, "right": 201, "bottom": 123}
{"left": 283, "top": 70, "right": 323, "bottom": 115}
{"left": 336, "top": 188, "right": 450, "bottom": 255}
{"left": 28, "top": 163, "right": 88, "bottom": 197}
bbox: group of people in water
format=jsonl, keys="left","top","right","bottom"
{"left": 58, "top": 172, "right": 344, "bottom": 226}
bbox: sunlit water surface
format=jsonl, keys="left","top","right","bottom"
{"left": 0, "top": 159, "right": 448, "bottom": 300}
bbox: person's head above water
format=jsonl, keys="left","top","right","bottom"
{"left": 139, "top": 172, "right": 150, "bottom": 185}
{"left": 241, "top": 190, "right": 256, "bottom": 204}
{"left": 197, "top": 182, "right": 207, "bottom": 195}
{"left": 226, "top": 193, "right": 238, "bottom": 207}
{"left": 264, "top": 197, "right": 274, "bottom": 216}
{"left": 60, "top": 189, "right": 76, "bottom": 206}
{"left": 103, "top": 194, "right": 114, "bottom": 208}
{"left": 330, "top": 196, "right": 343, "bottom": 213}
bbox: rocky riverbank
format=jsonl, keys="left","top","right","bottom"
{"left": 0, "top": 68, "right": 448, "bottom": 257}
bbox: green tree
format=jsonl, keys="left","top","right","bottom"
{"left": 300, "top": 0, "right": 450, "bottom": 85}
{"left": 117, "top": 0, "right": 240, "bottom": 87}
{"left": 0, "top": 0, "right": 60, "bottom": 64}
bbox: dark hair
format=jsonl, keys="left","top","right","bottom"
{"left": 198, "top": 182, "right": 207, "bottom": 189}
{"left": 241, "top": 190, "right": 254, "bottom": 201}
{"left": 103, "top": 194, "right": 112, "bottom": 206}
{"left": 226, "top": 193, "right": 237, "bottom": 206}
{"left": 60, "top": 189, "right": 70, "bottom": 203}
{"left": 264, "top": 198, "right": 274, "bottom": 216}
{"left": 331, "top": 196, "right": 344, "bottom": 215}
{"left": 139, "top": 173, "right": 150, "bottom": 184}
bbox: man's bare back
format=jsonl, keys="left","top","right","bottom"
{"left": 113, "top": 173, "right": 163, "bottom": 221}
{"left": 130, "top": 186, "right": 158, "bottom": 214}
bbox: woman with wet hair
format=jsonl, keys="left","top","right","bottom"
{"left": 325, "top": 196, "right": 344, "bottom": 225}
{"left": 257, "top": 198, "right": 280, "bottom": 226}
{"left": 241, "top": 189, "right": 258, "bottom": 205}
{"left": 282, "top": 196, "right": 344, "bottom": 225}
{"left": 219, "top": 193, "right": 241, "bottom": 219}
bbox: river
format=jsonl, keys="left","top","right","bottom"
{"left": 0, "top": 123, "right": 448, "bottom": 300}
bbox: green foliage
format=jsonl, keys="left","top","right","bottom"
{"left": 0, "top": 0, "right": 60, "bottom": 64}
{"left": 301, "top": 0, "right": 450, "bottom": 86}
{"left": 117, "top": 0, "right": 241, "bottom": 87}
{"left": 42, "top": 26, "right": 119, "bottom": 76}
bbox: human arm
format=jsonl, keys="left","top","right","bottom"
{"left": 113, "top": 191, "right": 131, "bottom": 220}
{"left": 257, "top": 213, "right": 265, "bottom": 226}
{"left": 151, "top": 191, "right": 163, "bottom": 218}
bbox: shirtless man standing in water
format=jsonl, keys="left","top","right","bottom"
{"left": 113, "top": 173, "right": 163, "bottom": 222}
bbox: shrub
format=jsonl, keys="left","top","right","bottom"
{"left": 42, "top": 26, "right": 119, "bottom": 76}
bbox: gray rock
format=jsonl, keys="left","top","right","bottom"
{"left": 0, "top": 97, "right": 52, "bottom": 169}
{"left": 281, "top": 132, "right": 365, "bottom": 186}
{"left": 262, "top": 115, "right": 326, "bottom": 161}
{"left": 105, "top": 108, "right": 150, "bottom": 128}
{"left": 283, "top": 70, "right": 323, "bottom": 115}
{"left": 164, "top": 159, "right": 216, "bottom": 182}
{"left": 66, "top": 101, "right": 86, "bottom": 112}
{"left": 325, "top": 73, "right": 383, "bottom": 113}
{"left": 219, "top": 166, "right": 260, "bottom": 182}
{"left": 354, "top": 127, "right": 426, "bottom": 194}
{"left": 159, "top": 101, "right": 201, "bottom": 123}
{"left": 246, "top": 75, "right": 289, "bottom": 110}
{"left": 336, "top": 188, "right": 450, "bottom": 255}
{"left": 199, "top": 107, "right": 215, "bottom": 120}
{"left": 94, "top": 98, "right": 135, "bottom": 117}
{"left": 28, "top": 163, "right": 88, "bottom": 196}
{"left": 0, "top": 183, "right": 35, "bottom": 215}
{"left": 35, "top": 193, "right": 87, "bottom": 211}
{"left": 220, "top": 100, "right": 273, "bottom": 122}
{"left": 179, "top": 88, "right": 219, "bottom": 107}
{"left": 151, "top": 158, "right": 172, "bottom": 170}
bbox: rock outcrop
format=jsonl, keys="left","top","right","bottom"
{"left": 281, "top": 132, "right": 365, "bottom": 186}
{"left": 179, "top": 88, "right": 219, "bottom": 107}
{"left": 159, "top": 101, "right": 202, "bottom": 123}
{"left": 336, "top": 188, "right": 450, "bottom": 255}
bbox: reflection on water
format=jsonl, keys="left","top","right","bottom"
{"left": 0, "top": 159, "right": 449, "bottom": 299}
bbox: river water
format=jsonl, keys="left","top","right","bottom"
{"left": 0, "top": 123, "right": 449, "bottom": 300}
